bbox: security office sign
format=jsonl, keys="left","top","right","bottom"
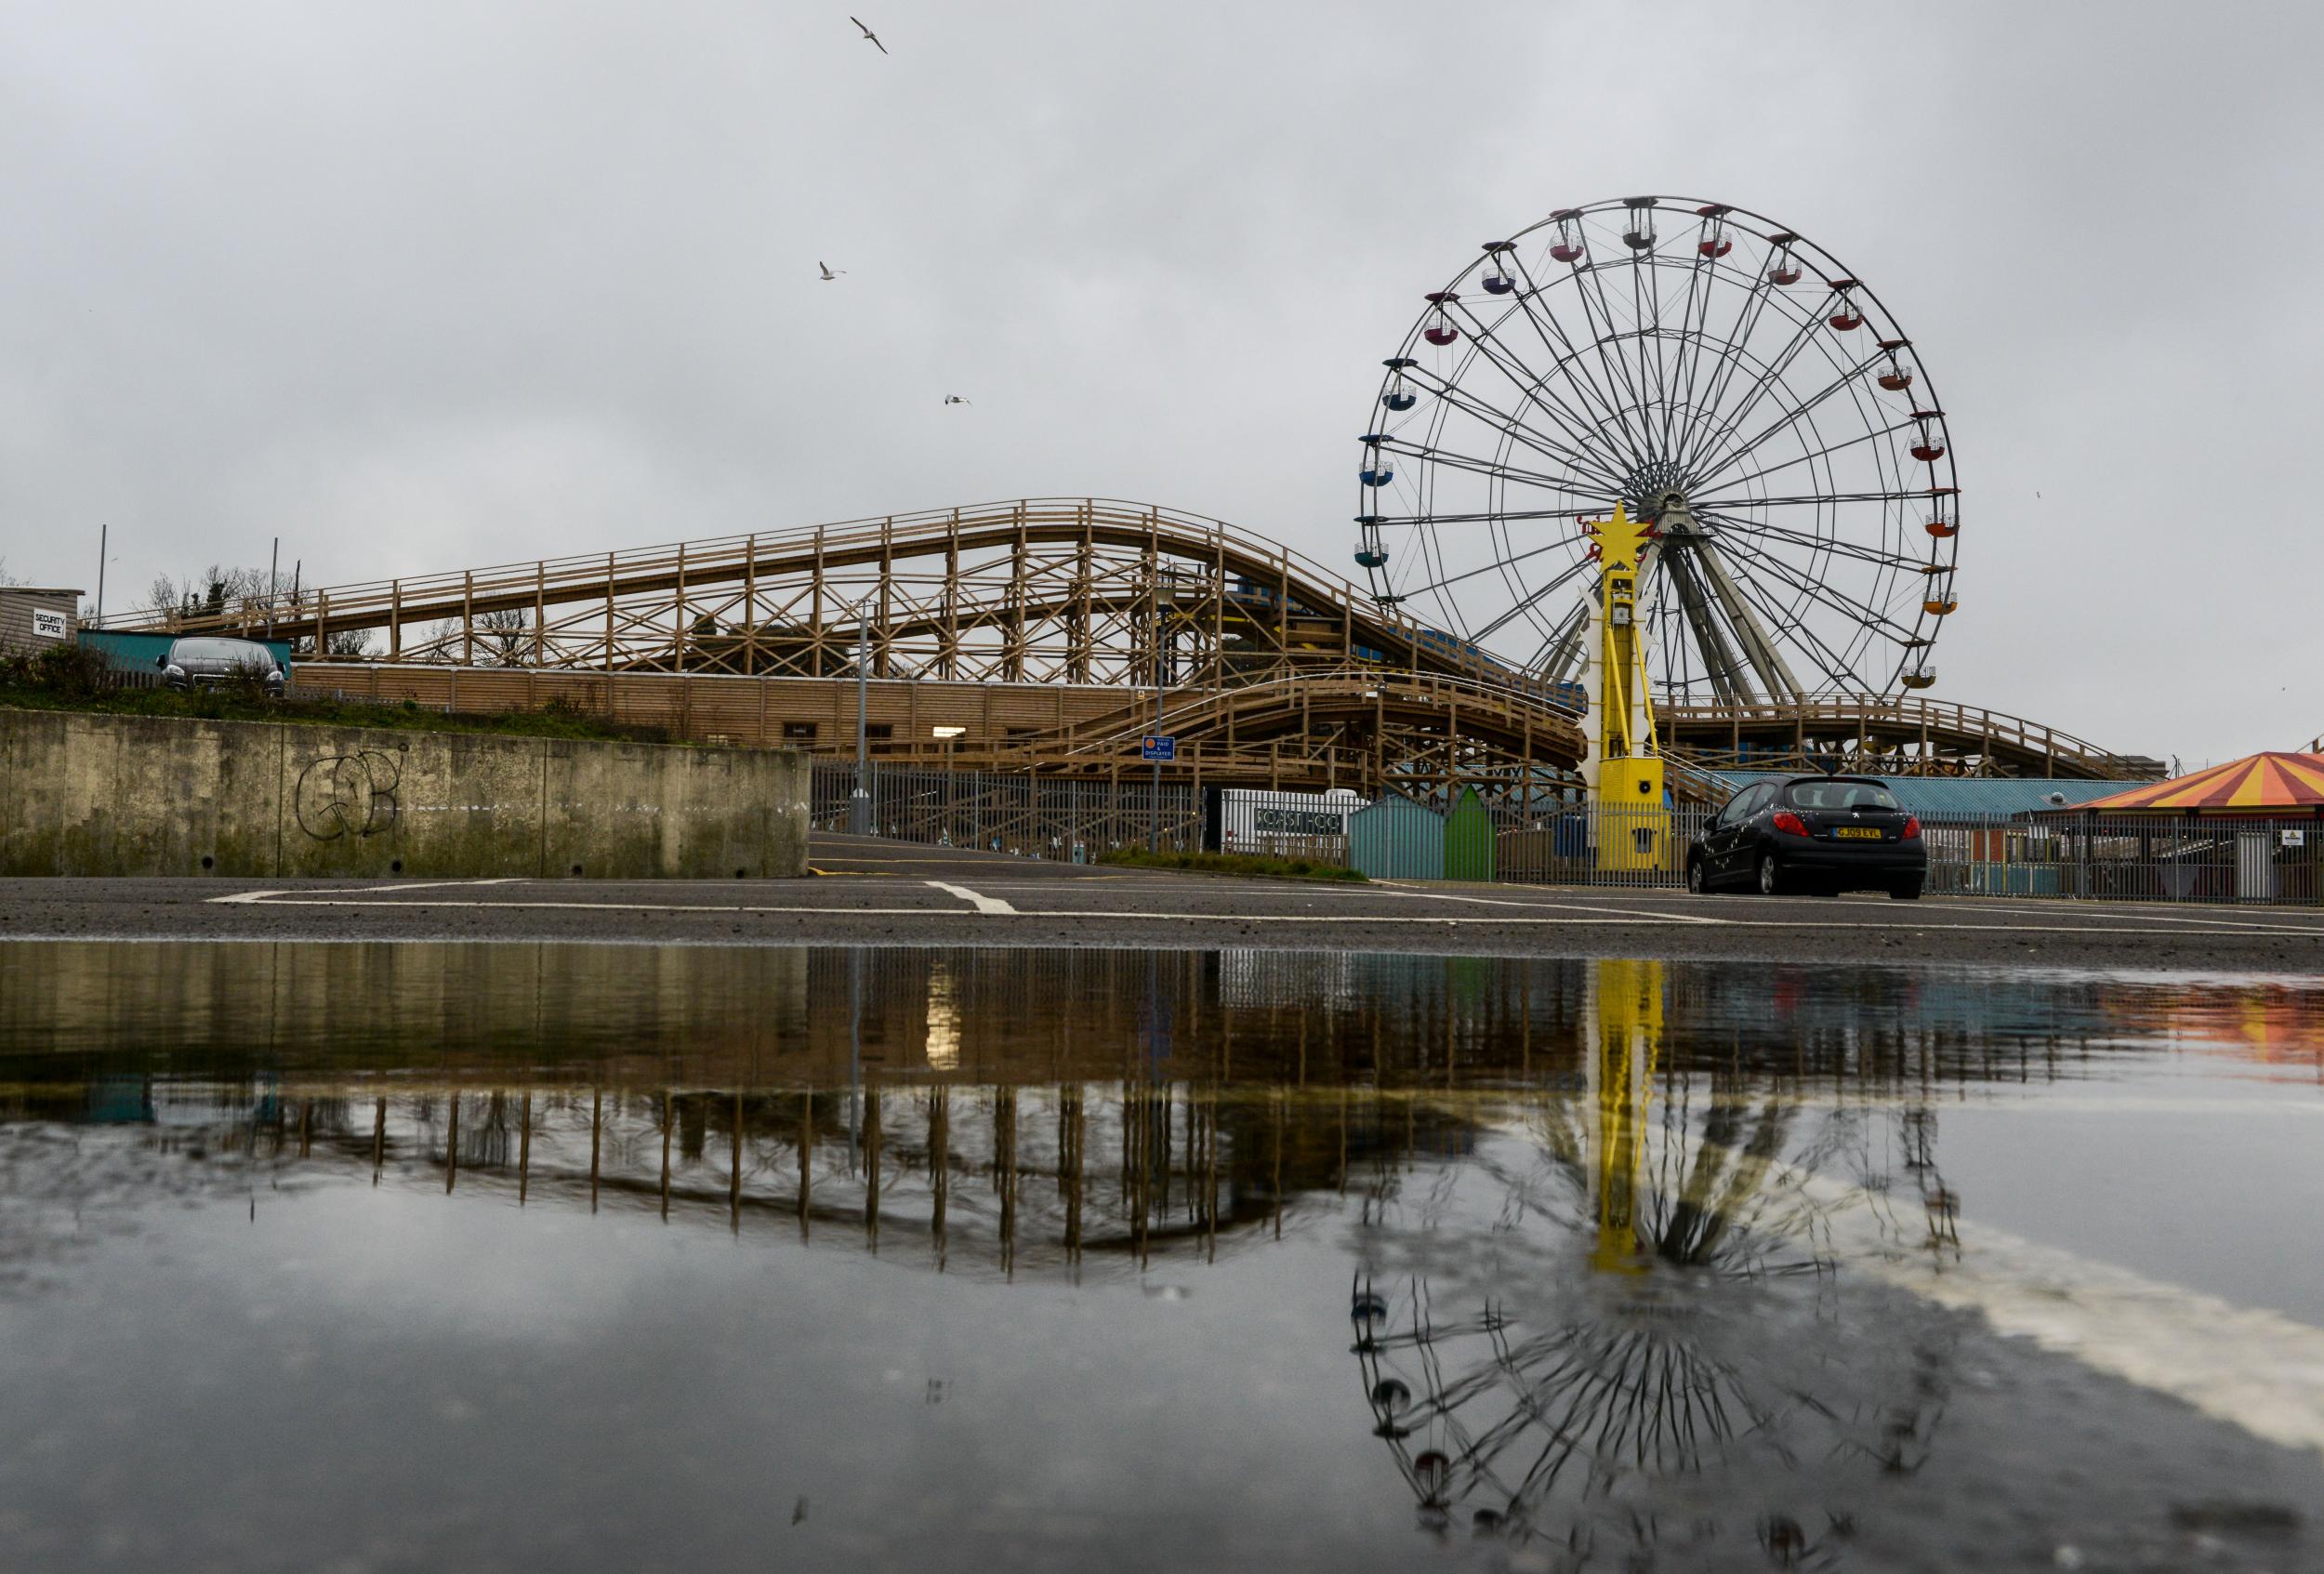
{"left": 31, "top": 609, "right": 67, "bottom": 641}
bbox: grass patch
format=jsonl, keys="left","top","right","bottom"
{"left": 1, "top": 651, "right": 677, "bottom": 745}
{"left": 1096, "top": 847, "right": 1367, "bottom": 882}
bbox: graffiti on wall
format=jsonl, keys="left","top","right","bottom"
{"left": 296, "top": 750, "right": 401, "bottom": 840}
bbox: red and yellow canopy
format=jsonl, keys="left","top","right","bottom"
{"left": 2080, "top": 751, "right": 2324, "bottom": 814}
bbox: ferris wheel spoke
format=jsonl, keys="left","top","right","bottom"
{"left": 1700, "top": 564, "right": 1857, "bottom": 698}
{"left": 1690, "top": 415, "right": 1919, "bottom": 504}
{"left": 1366, "top": 506, "right": 1589, "bottom": 529}
{"left": 1380, "top": 437, "right": 1620, "bottom": 505}
{"left": 1642, "top": 258, "right": 1706, "bottom": 461}
{"left": 1669, "top": 254, "right": 1759, "bottom": 459}
{"left": 1711, "top": 534, "right": 1909, "bottom": 682}
{"left": 1670, "top": 262, "right": 1788, "bottom": 468}
{"left": 1685, "top": 351, "right": 1894, "bottom": 489}
{"left": 1672, "top": 285, "right": 1842, "bottom": 478}
{"left": 1437, "top": 312, "right": 1644, "bottom": 486}
{"left": 1394, "top": 536, "right": 1587, "bottom": 605}
{"left": 1468, "top": 555, "right": 1596, "bottom": 644}
{"left": 1631, "top": 258, "right": 1671, "bottom": 457}
{"left": 1693, "top": 486, "right": 1925, "bottom": 510}
{"left": 1500, "top": 261, "right": 1656, "bottom": 471}
{"left": 1659, "top": 252, "right": 1720, "bottom": 457}
{"left": 1698, "top": 508, "right": 1921, "bottom": 572}
{"left": 1403, "top": 358, "right": 1636, "bottom": 488}
{"left": 1567, "top": 262, "right": 1665, "bottom": 465}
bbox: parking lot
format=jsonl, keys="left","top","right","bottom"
{"left": 3, "top": 833, "right": 2320, "bottom": 971}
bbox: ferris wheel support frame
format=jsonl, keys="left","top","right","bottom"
{"left": 1582, "top": 502, "right": 1670, "bottom": 872}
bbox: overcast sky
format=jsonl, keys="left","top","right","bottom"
{"left": 2, "top": 1, "right": 2318, "bottom": 762}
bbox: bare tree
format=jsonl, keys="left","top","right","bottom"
{"left": 476, "top": 608, "right": 530, "bottom": 668}
{"left": 144, "top": 564, "right": 275, "bottom": 623}
{"left": 0, "top": 558, "right": 22, "bottom": 587}
{"left": 324, "top": 628, "right": 375, "bottom": 658}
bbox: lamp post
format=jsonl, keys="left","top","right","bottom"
{"left": 849, "top": 616, "right": 874, "bottom": 834}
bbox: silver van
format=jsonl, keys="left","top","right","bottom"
{"left": 159, "top": 637, "right": 286, "bottom": 694}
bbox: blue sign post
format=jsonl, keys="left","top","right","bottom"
{"left": 1141, "top": 734, "right": 1176, "bottom": 852}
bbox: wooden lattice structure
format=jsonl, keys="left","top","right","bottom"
{"left": 123, "top": 496, "right": 2152, "bottom": 787}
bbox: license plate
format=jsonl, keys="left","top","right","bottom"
{"left": 1834, "top": 827, "right": 1883, "bottom": 840}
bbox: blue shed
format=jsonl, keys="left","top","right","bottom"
{"left": 1347, "top": 793, "right": 1446, "bottom": 880}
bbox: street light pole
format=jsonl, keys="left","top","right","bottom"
{"left": 850, "top": 615, "right": 874, "bottom": 834}
{"left": 1148, "top": 676, "right": 1162, "bottom": 853}
{"left": 94, "top": 522, "right": 107, "bottom": 627}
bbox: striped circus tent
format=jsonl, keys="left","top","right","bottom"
{"left": 2078, "top": 751, "right": 2324, "bottom": 814}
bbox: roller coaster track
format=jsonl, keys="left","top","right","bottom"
{"left": 125, "top": 496, "right": 2156, "bottom": 784}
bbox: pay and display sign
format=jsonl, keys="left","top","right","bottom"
{"left": 1141, "top": 734, "right": 1176, "bottom": 761}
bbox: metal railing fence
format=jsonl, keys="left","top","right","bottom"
{"left": 811, "top": 761, "right": 1198, "bottom": 860}
{"left": 806, "top": 761, "right": 2324, "bottom": 904}
{"left": 1493, "top": 802, "right": 1718, "bottom": 890}
{"left": 1920, "top": 815, "right": 2320, "bottom": 905}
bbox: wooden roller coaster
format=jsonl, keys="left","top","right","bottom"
{"left": 123, "top": 497, "right": 2157, "bottom": 794}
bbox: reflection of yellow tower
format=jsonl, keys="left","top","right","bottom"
{"left": 1586, "top": 957, "right": 1663, "bottom": 1273}
{"left": 1584, "top": 501, "right": 1670, "bottom": 873}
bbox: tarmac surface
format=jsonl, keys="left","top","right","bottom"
{"left": 6, "top": 833, "right": 2324, "bottom": 971}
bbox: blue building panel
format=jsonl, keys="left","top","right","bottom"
{"left": 1709, "top": 772, "right": 2156, "bottom": 820}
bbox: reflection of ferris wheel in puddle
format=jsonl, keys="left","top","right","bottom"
{"left": 1342, "top": 963, "right": 1965, "bottom": 1567}
{"left": 1350, "top": 1273, "right": 1953, "bottom": 1568}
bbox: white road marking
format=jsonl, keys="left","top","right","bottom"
{"left": 924, "top": 880, "right": 1017, "bottom": 915}
{"left": 1821, "top": 1181, "right": 2324, "bottom": 1456}
{"left": 1370, "top": 885, "right": 1728, "bottom": 924}
{"left": 207, "top": 878, "right": 529, "bottom": 905}
{"left": 175, "top": 892, "right": 2324, "bottom": 940}
{"left": 1893, "top": 895, "right": 2324, "bottom": 935}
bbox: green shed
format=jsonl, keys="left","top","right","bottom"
{"left": 1444, "top": 787, "right": 1496, "bottom": 881}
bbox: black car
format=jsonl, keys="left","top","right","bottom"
{"left": 1688, "top": 775, "right": 1925, "bottom": 899}
{"left": 158, "top": 636, "right": 285, "bottom": 694}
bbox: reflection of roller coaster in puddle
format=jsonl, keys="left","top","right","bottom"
{"left": 1349, "top": 959, "right": 1961, "bottom": 1568}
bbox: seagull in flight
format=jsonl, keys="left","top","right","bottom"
{"left": 850, "top": 16, "right": 888, "bottom": 54}
{"left": 943, "top": 395, "right": 971, "bottom": 405}
{"left": 818, "top": 261, "right": 845, "bottom": 280}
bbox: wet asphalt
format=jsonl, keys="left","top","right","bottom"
{"left": 4, "top": 834, "right": 2323, "bottom": 972}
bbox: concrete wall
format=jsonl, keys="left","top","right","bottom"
{"left": 0, "top": 709, "right": 810, "bottom": 879}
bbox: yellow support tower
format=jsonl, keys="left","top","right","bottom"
{"left": 1584, "top": 501, "right": 1670, "bottom": 873}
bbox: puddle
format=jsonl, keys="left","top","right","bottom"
{"left": 1, "top": 943, "right": 2319, "bottom": 1572}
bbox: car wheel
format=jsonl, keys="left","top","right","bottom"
{"left": 1889, "top": 878, "right": 1923, "bottom": 902}
{"left": 1757, "top": 852, "right": 1783, "bottom": 896}
{"left": 1686, "top": 856, "right": 1707, "bottom": 894}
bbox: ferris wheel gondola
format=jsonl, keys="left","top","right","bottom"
{"left": 1355, "top": 196, "right": 1961, "bottom": 704}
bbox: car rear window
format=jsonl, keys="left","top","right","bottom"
{"left": 1786, "top": 780, "right": 1900, "bottom": 811}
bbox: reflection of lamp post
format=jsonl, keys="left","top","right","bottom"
{"left": 932, "top": 726, "right": 966, "bottom": 847}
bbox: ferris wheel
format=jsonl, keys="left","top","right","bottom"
{"left": 1354, "top": 196, "right": 1958, "bottom": 704}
